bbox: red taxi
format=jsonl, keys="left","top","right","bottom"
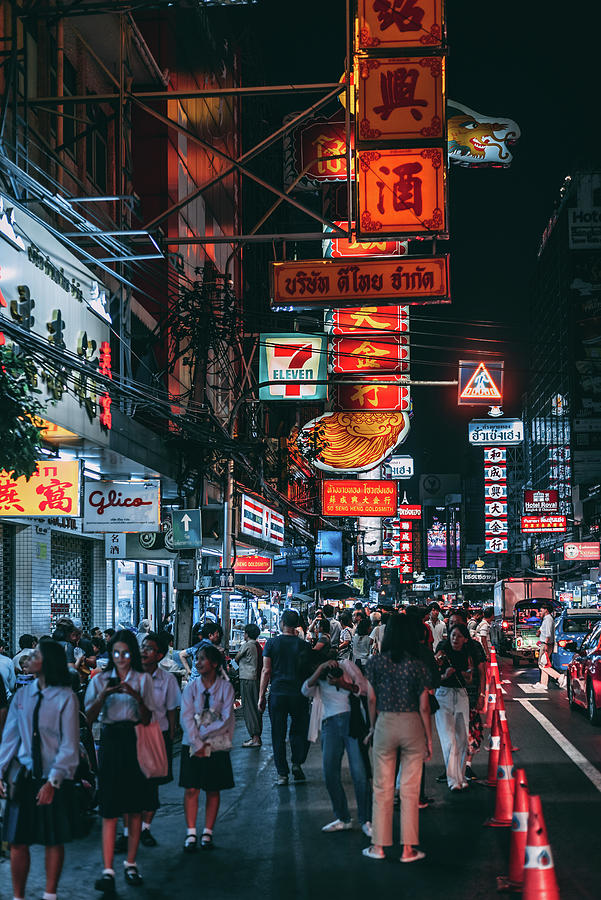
{"left": 566, "top": 620, "right": 601, "bottom": 725}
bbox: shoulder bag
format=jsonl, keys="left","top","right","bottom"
{"left": 135, "top": 721, "right": 168, "bottom": 779}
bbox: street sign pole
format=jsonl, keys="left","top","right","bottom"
{"left": 221, "top": 459, "right": 235, "bottom": 650}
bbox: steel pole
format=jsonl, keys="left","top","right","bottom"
{"left": 221, "top": 458, "right": 235, "bottom": 651}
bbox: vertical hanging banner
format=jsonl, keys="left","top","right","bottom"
{"left": 357, "top": 0, "right": 445, "bottom": 52}
{"left": 335, "top": 377, "right": 410, "bottom": 412}
{"left": 326, "top": 306, "right": 409, "bottom": 334}
{"left": 484, "top": 445, "right": 508, "bottom": 553}
{"left": 331, "top": 334, "right": 410, "bottom": 373}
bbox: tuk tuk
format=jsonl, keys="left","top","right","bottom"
{"left": 510, "top": 598, "right": 561, "bottom": 667}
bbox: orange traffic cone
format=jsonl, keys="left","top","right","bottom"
{"left": 522, "top": 795, "right": 560, "bottom": 900}
{"left": 486, "top": 731, "right": 515, "bottom": 826}
{"left": 486, "top": 709, "right": 502, "bottom": 787}
{"left": 489, "top": 646, "right": 500, "bottom": 680}
{"left": 486, "top": 673, "right": 499, "bottom": 728}
{"left": 482, "top": 671, "right": 491, "bottom": 716}
{"left": 496, "top": 685, "right": 519, "bottom": 751}
{"left": 497, "top": 768, "right": 530, "bottom": 891}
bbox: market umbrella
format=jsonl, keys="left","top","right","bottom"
{"left": 310, "top": 582, "right": 362, "bottom": 599}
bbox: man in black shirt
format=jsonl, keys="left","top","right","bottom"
{"left": 259, "top": 609, "right": 310, "bottom": 786}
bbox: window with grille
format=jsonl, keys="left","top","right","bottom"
{"left": 0, "top": 524, "right": 14, "bottom": 650}
{"left": 50, "top": 533, "right": 93, "bottom": 632}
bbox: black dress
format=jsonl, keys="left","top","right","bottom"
{"left": 98, "top": 722, "right": 147, "bottom": 819}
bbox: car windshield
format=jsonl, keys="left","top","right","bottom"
{"left": 563, "top": 616, "right": 601, "bottom": 634}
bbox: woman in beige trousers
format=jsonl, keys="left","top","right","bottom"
{"left": 362, "top": 615, "right": 432, "bottom": 863}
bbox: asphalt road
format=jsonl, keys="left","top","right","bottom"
{"left": 1, "top": 662, "right": 599, "bottom": 899}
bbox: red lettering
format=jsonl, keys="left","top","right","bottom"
{"left": 88, "top": 488, "right": 153, "bottom": 515}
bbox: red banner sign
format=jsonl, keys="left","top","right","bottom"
{"left": 334, "top": 377, "right": 410, "bottom": 411}
{"left": 230, "top": 555, "right": 274, "bottom": 574}
{"left": 358, "top": 56, "right": 445, "bottom": 143}
{"left": 524, "top": 490, "right": 559, "bottom": 514}
{"left": 326, "top": 223, "right": 407, "bottom": 258}
{"left": 295, "top": 114, "right": 355, "bottom": 183}
{"left": 332, "top": 334, "right": 409, "bottom": 373}
{"left": 521, "top": 515, "right": 567, "bottom": 534}
{"left": 357, "top": 0, "right": 445, "bottom": 52}
{"left": 329, "top": 306, "right": 409, "bottom": 334}
{"left": 397, "top": 504, "right": 422, "bottom": 518}
{"left": 563, "top": 542, "right": 601, "bottom": 561}
{"left": 322, "top": 480, "right": 397, "bottom": 516}
{"left": 357, "top": 147, "right": 447, "bottom": 238}
{"left": 270, "top": 256, "right": 450, "bottom": 309}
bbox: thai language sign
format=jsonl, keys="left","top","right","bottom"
{"left": 563, "top": 542, "right": 601, "bottom": 561}
{"left": 520, "top": 516, "right": 567, "bottom": 534}
{"left": 0, "top": 460, "right": 81, "bottom": 517}
{"left": 271, "top": 256, "right": 450, "bottom": 309}
{"left": 322, "top": 479, "right": 397, "bottom": 516}
{"left": 468, "top": 419, "right": 524, "bottom": 446}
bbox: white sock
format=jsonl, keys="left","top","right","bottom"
{"left": 203, "top": 827, "right": 213, "bottom": 835}
{"left": 142, "top": 822, "right": 150, "bottom": 831}
{"left": 123, "top": 826, "right": 129, "bottom": 837}
{"left": 43, "top": 893, "right": 57, "bottom": 900}
{"left": 124, "top": 860, "right": 137, "bottom": 869}
{"left": 187, "top": 827, "right": 197, "bottom": 836}
{"left": 102, "top": 868, "right": 114, "bottom": 877}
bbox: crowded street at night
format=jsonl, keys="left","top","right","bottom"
{"left": 1, "top": 1, "right": 601, "bottom": 898}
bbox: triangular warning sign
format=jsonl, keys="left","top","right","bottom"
{"left": 460, "top": 362, "right": 502, "bottom": 401}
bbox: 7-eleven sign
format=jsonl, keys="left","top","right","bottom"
{"left": 259, "top": 333, "right": 327, "bottom": 400}
{"left": 458, "top": 360, "right": 504, "bottom": 406}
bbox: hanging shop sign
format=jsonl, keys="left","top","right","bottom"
{"left": 568, "top": 208, "right": 601, "bottom": 251}
{"left": 524, "top": 490, "right": 559, "bottom": 515}
{"left": 219, "top": 555, "right": 274, "bottom": 575}
{"left": 356, "top": 147, "right": 447, "bottom": 238}
{"left": 357, "top": 56, "right": 445, "bottom": 144}
{"left": 384, "top": 455, "right": 414, "bottom": 479}
{"left": 326, "top": 305, "right": 409, "bottom": 334}
{"left": 485, "top": 499, "right": 507, "bottom": 518}
{"left": 83, "top": 480, "right": 160, "bottom": 532}
{"left": 357, "top": 0, "right": 445, "bottom": 51}
{"left": 397, "top": 504, "right": 422, "bottom": 518}
{"left": 322, "top": 479, "right": 397, "bottom": 516}
{"left": 447, "top": 101, "right": 521, "bottom": 168}
{"left": 482, "top": 444, "right": 507, "bottom": 553}
{"left": 520, "top": 516, "right": 567, "bottom": 534}
{"left": 485, "top": 518, "right": 508, "bottom": 536}
{"left": 294, "top": 410, "right": 410, "bottom": 473}
{"left": 271, "top": 256, "right": 450, "bottom": 309}
{"left": 331, "top": 334, "right": 409, "bottom": 374}
{"left": 485, "top": 537, "right": 508, "bottom": 554}
{"left": 259, "top": 333, "right": 327, "bottom": 400}
{"left": 0, "top": 460, "right": 81, "bottom": 517}
{"left": 461, "top": 568, "right": 498, "bottom": 585}
{"left": 458, "top": 360, "right": 503, "bottom": 406}
{"left": 323, "top": 222, "right": 407, "bottom": 259}
{"left": 335, "top": 377, "right": 410, "bottom": 412}
{"left": 484, "top": 447, "right": 506, "bottom": 464}
{"left": 484, "top": 463, "right": 506, "bottom": 482}
{"left": 294, "top": 112, "right": 355, "bottom": 184}
{"left": 240, "top": 493, "right": 285, "bottom": 547}
{"left": 563, "top": 542, "right": 601, "bottom": 561}
{"left": 0, "top": 192, "right": 112, "bottom": 445}
{"left": 468, "top": 419, "right": 524, "bottom": 446}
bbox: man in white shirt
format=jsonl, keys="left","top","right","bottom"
{"left": 534, "top": 604, "right": 566, "bottom": 690}
{"left": 427, "top": 603, "right": 446, "bottom": 648}
{"left": 475, "top": 607, "right": 494, "bottom": 660}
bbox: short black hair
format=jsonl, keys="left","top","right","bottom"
{"left": 39, "top": 638, "right": 72, "bottom": 687}
{"left": 483, "top": 606, "right": 494, "bottom": 619}
{"left": 104, "top": 627, "right": 116, "bottom": 638}
{"left": 196, "top": 643, "right": 223, "bottom": 671}
{"left": 106, "top": 629, "right": 143, "bottom": 673}
{"left": 18, "top": 633, "right": 37, "bottom": 650}
{"left": 143, "top": 631, "right": 169, "bottom": 657}
{"left": 381, "top": 615, "right": 420, "bottom": 662}
{"left": 281, "top": 609, "right": 300, "bottom": 629}
{"left": 245, "top": 623, "right": 261, "bottom": 640}
{"left": 322, "top": 604, "right": 334, "bottom": 618}
{"left": 449, "top": 608, "right": 468, "bottom": 623}
{"left": 92, "top": 636, "right": 106, "bottom": 653}
{"left": 201, "top": 622, "right": 223, "bottom": 640}
{"left": 339, "top": 611, "right": 352, "bottom": 627}
{"left": 357, "top": 617, "right": 372, "bottom": 636}
{"left": 428, "top": 602, "right": 441, "bottom": 613}
{"left": 318, "top": 617, "right": 330, "bottom": 634}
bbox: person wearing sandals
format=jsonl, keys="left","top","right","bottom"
{"left": 235, "top": 624, "right": 263, "bottom": 748}
{"left": 180, "top": 644, "right": 235, "bottom": 853}
{"left": 0, "top": 638, "right": 80, "bottom": 900}
{"left": 362, "top": 615, "right": 432, "bottom": 864}
{"left": 85, "top": 629, "right": 155, "bottom": 894}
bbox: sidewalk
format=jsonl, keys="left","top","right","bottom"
{"left": 0, "top": 714, "right": 508, "bottom": 899}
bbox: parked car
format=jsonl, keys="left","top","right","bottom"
{"left": 565, "top": 621, "right": 601, "bottom": 725}
{"left": 553, "top": 608, "right": 601, "bottom": 671}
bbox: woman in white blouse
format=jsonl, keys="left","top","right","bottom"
{"left": 0, "top": 638, "right": 80, "bottom": 900}
{"left": 85, "top": 629, "right": 154, "bottom": 894}
{"left": 179, "top": 644, "right": 235, "bottom": 852}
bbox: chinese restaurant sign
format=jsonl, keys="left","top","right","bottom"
{"left": 259, "top": 334, "right": 327, "bottom": 400}
{"left": 83, "top": 480, "right": 161, "bottom": 532}
{"left": 0, "top": 461, "right": 81, "bottom": 517}
{"left": 458, "top": 360, "right": 504, "bottom": 406}
{"left": 326, "top": 306, "right": 409, "bottom": 334}
{"left": 323, "top": 222, "right": 407, "bottom": 259}
{"left": 331, "top": 334, "right": 409, "bottom": 373}
{"left": 271, "top": 256, "right": 450, "bottom": 309}
{"left": 0, "top": 192, "right": 112, "bottom": 445}
{"left": 294, "top": 113, "right": 355, "bottom": 183}
{"left": 524, "top": 490, "right": 559, "bottom": 515}
{"left": 357, "top": 0, "right": 445, "bottom": 52}
{"left": 521, "top": 516, "right": 567, "bottom": 534}
{"left": 357, "top": 57, "right": 445, "bottom": 143}
{"left": 335, "top": 377, "right": 410, "bottom": 412}
{"left": 357, "top": 147, "right": 447, "bottom": 238}
{"left": 295, "top": 410, "right": 410, "bottom": 473}
{"left": 322, "top": 479, "right": 397, "bottom": 516}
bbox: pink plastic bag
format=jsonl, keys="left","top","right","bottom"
{"left": 135, "top": 721, "right": 168, "bottom": 779}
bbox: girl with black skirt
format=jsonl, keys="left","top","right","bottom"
{"left": 85, "top": 629, "right": 155, "bottom": 894}
{"left": 180, "top": 644, "right": 235, "bottom": 852}
{"left": 0, "top": 639, "right": 80, "bottom": 900}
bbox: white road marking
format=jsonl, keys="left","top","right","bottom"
{"left": 518, "top": 683, "right": 547, "bottom": 694}
{"left": 516, "top": 699, "right": 601, "bottom": 794}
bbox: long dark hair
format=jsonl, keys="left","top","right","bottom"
{"left": 381, "top": 614, "right": 420, "bottom": 662}
{"left": 105, "top": 629, "right": 143, "bottom": 673}
{"left": 39, "top": 638, "right": 72, "bottom": 687}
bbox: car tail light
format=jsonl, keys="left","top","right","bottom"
{"left": 502, "top": 620, "right": 509, "bottom": 630}
{"left": 558, "top": 639, "right": 568, "bottom": 648}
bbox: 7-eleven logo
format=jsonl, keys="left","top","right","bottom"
{"left": 265, "top": 336, "right": 323, "bottom": 398}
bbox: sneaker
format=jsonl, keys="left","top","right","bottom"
{"left": 140, "top": 829, "right": 157, "bottom": 847}
{"left": 276, "top": 775, "right": 289, "bottom": 786}
{"left": 361, "top": 821, "right": 373, "bottom": 837}
{"left": 322, "top": 819, "right": 353, "bottom": 832}
{"left": 292, "top": 764, "right": 306, "bottom": 782}
{"left": 532, "top": 683, "right": 548, "bottom": 691}
{"left": 114, "top": 833, "right": 128, "bottom": 853}
{"left": 465, "top": 765, "right": 475, "bottom": 781}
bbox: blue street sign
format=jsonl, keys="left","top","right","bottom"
{"left": 172, "top": 509, "right": 202, "bottom": 549}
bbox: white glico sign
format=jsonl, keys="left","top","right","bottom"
{"left": 83, "top": 480, "right": 161, "bottom": 532}
{"left": 469, "top": 419, "right": 524, "bottom": 446}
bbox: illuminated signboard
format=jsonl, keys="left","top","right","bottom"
{"left": 563, "top": 542, "right": 601, "bottom": 561}
{"left": 231, "top": 556, "right": 274, "bottom": 575}
{"left": 335, "top": 377, "right": 410, "bottom": 412}
{"left": 240, "top": 494, "right": 285, "bottom": 547}
{"left": 468, "top": 419, "right": 524, "bottom": 446}
{"left": 397, "top": 504, "right": 422, "bottom": 518}
{"left": 357, "top": 147, "right": 447, "bottom": 238}
{"left": 331, "top": 334, "right": 409, "bottom": 374}
{"left": 384, "top": 455, "right": 414, "bottom": 479}
{"left": 357, "top": 0, "right": 445, "bottom": 51}
{"left": 0, "top": 460, "right": 81, "bottom": 517}
{"left": 357, "top": 56, "right": 445, "bottom": 143}
{"left": 520, "top": 516, "right": 567, "bottom": 534}
{"left": 294, "top": 113, "right": 355, "bottom": 184}
{"left": 523, "top": 490, "right": 559, "bottom": 514}
{"left": 323, "top": 223, "right": 407, "bottom": 259}
{"left": 327, "top": 306, "right": 409, "bottom": 334}
{"left": 485, "top": 537, "right": 507, "bottom": 554}
{"left": 458, "top": 360, "right": 504, "bottom": 406}
{"left": 271, "top": 256, "right": 450, "bottom": 309}
{"left": 322, "top": 479, "right": 397, "bottom": 516}
{"left": 295, "top": 410, "right": 410, "bottom": 474}
{"left": 259, "top": 333, "right": 327, "bottom": 400}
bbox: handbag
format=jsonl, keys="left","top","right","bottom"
{"left": 204, "top": 730, "right": 233, "bottom": 753}
{"left": 428, "top": 693, "right": 440, "bottom": 714}
{"left": 135, "top": 721, "right": 168, "bottom": 779}
{"left": 349, "top": 692, "right": 369, "bottom": 740}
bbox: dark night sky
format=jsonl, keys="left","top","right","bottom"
{"left": 230, "top": 1, "right": 601, "bottom": 479}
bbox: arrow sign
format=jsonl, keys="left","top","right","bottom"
{"left": 172, "top": 509, "right": 202, "bottom": 549}
{"left": 181, "top": 513, "right": 192, "bottom": 532}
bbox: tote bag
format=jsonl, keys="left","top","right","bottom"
{"left": 135, "top": 721, "right": 168, "bottom": 779}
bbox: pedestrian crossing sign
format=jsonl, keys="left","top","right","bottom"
{"left": 458, "top": 360, "right": 503, "bottom": 406}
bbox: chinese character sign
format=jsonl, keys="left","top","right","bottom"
{"left": 327, "top": 306, "right": 409, "bottom": 334}
{"left": 331, "top": 334, "right": 409, "bottom": 373}
{"left": 335, "top": 377, "right": 411, "bottom": 412}
{"left": 358, "top": 57, "right": 445, "bottom": 142}
{"left": 296, "top": 115, "right": 355, "bottom": 184}
{"left": 484, "top": 445, "right": 507, "bottom": 553}
{"left": 357, "top": 148, "right": 447, "bottom": 237}
{"left": 322, "top": 480, "right": 397, "bottom": 516}
{"left": 323, "top": 223, "right": 407, "bottom": 259}
{"left": 0, "top": 461, "right": 81, "bottom": 517}
{"left": 357, "top": 0, "right": 445, "bottom": 51}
